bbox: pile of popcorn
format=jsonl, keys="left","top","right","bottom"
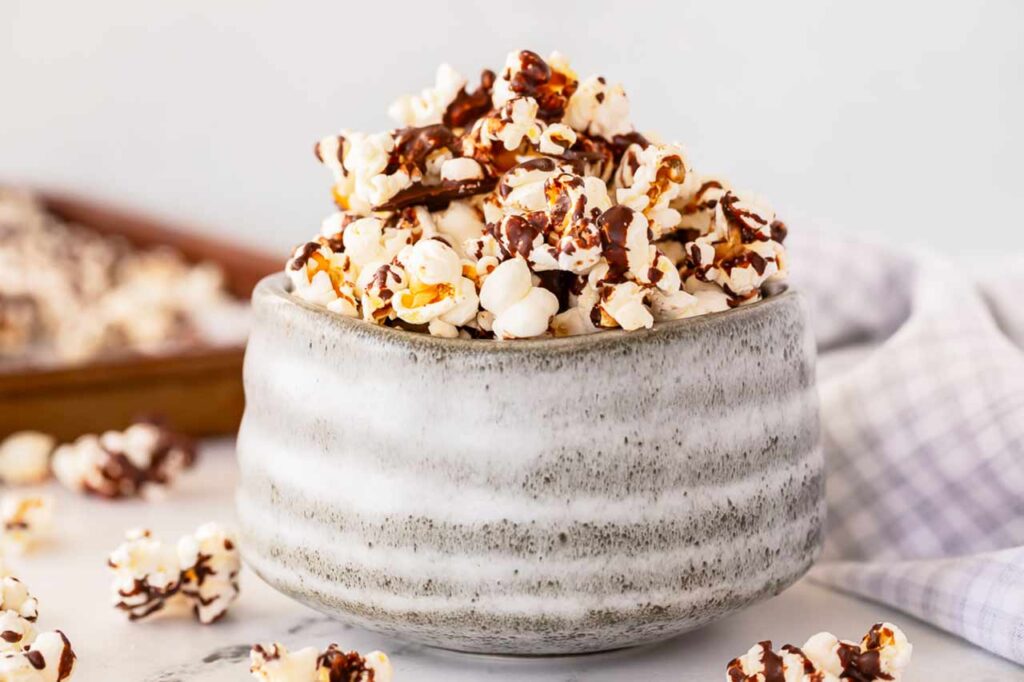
{"left": 250, "top": 642, "right": 392, "bottom": 682}
{"left": 0, "top": 188, "right": 242, "bottom": 365}
{"left": 0, "top": 576, "right": 77, "bottom": 681}
{"left": 288, "top": 49, "right": 789, "bottom": 339}
{"left": 726, "top": 622, "right": 913, "bottom": 681}
{"left": 107, "top": 523, "right": 240, "bottom": 624}
{"left": 52, "top": 421, "right": 196, "bottom": 499}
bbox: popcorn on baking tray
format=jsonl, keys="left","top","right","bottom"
{"left": 0, "top": 188, "right": 244, "bottom": 367}
{"left": 250, "top": 642, "right": 392, "bottom": 682}
{"left": 287, "top": 49, "right": 790, "bottom": 339}
{"left": 726, "top": 622, "right": 913, "bottom": 682}
{"left": 107, "top": 523, "right": 240, "bottom": 624}
{"left": 0, "top": 576, "right": 77, "bottom": 681}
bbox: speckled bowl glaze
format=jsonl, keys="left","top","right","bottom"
{"left": 237, "top": 273, "right": 823, "bottom": 655}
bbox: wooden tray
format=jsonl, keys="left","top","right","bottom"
{"left": 0, "top": 191, "right": 281, "bottom": 441}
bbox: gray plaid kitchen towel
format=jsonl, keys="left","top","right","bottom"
{"left": 786, "top": 231, "right": 1024, "bottom": 665}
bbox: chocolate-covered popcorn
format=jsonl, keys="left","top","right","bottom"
{"left": 107, "top": 523, "right": 241, "bottom": 624}
{"left": 0, "top": 577, "right": 39, "bottom": 653}
{"left": 250, "top": 643, "right": 392, "bottom": 682}
{"left": 108, "top": 529, "right": 183, "bottom": 621}
{"left": 0, "top": 630, "right": 76, "bottom": 681}
{"left": 177, "top": 522, "right": 240, "bottom": 624}
{"left": 289, "top": 49, "right": 790, "bottom": 339}
{"left": 0, "top": 577, "right": 77, "bottom": 680}
{"left": 1, "top": 494, "right": 53, "bottom": 554}
{"left": 726, "top": 623, "right": 913, "bottom": 682}
{"left": 51, "top": 421, "right": 196, "bottom": 500}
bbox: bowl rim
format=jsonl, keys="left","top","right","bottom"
{"left": 255, "top": 272, "right": 800, "bottom": 354}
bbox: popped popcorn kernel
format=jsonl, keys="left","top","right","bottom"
{"left": 0, "top": 432, "right": 54, "bottom": 485}
{"left": 1, "top": 494, "right": 53, "bottom": 554}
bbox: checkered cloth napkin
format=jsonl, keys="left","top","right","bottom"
{"left": 785, "top": 231, "right": 1024, "bottom": 665}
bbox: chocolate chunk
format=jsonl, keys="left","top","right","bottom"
{"left": 373, "top": 177, "right": 498, "bottom": 212}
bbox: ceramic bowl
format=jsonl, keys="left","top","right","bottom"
{"left": 236, "top": 273, "right": 823, "bottom": 655}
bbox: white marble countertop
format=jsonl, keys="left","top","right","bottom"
{"left": 13, "top": 440, "right": 1021, "bottom": 681}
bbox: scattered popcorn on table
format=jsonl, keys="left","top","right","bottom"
{"left": 0, "top": 188, "right": 247, "bottom": 368}
{"left": 0, "top": 494, "right": 53, "bottom": 554}
{"left": 0, "top": 576, "right": 39, "bottom": 653}
{"left": 0, "top": 630, "right": 76, "bottom": 681}
{"left": 52, "top": 421, "right": 196, "bottom": 500}
{"left": 107, "top": 523, "right": 240, "bottom": 624}
{"left": 0, "top": 576, "right": 76, "bottom": 680}
{"left": 0, "top": 432, "right": 54, "bottom": 485}
{"left": 289, "top": 49, "right": 789, "bottom": 339}
{"left": 250, "top": 642, "right": 392, "bottom": 682}
{"left": 726, "top": 622, "right": 912, "bottom": 682}
{"left": 176, "top": 522, "right": 241, "bottom": 624}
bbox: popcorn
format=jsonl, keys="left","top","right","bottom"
{"left": 177, "top": 522, "right": 241, "bottom": 624}
{"left": 614, "top": 142, "right": 689, "bottom": 237}
{"left": 317, "top": 645, "right": 393, "bottom": 682}
{"left": 291, "top": 49, "right": 792, "bottom": 339}
{"left": 0, "top": 576, "right": 39, "bottom": 623}
{"left": 250, "top": 643, "right": 317, "bottom": 682}
{"left": 0, "top": 432, "right": 54, "bottom": 485}
{"left": 680, "top": 191, "right": 788, "bottom": 303}
{"left": 287, "top": 242, "right": 358, "bottom": 316}
{"left": 726, "top": 623, "right": 912, "bottom": 682}
{"left": 480, "top": 258, "right": 558, "bottom": 339}
{"left": 108, "top": 523, "right": 240, "bottom": 624}
{"left": 0, "top": 630, "right": 76, "bottom": 681}
{"left": 0, "top": 577, "right": 38, "bottom": 655}
{"left": 391, "top": 240, "right": 478, "bottom": 335}
{"left": 538, "top": 123, "right": 577, "bottom": 155}
{"left": 52, "top": 421, "right": 196, "bottom": 500}
{"left": 0, "top": 576, "right": 77, "bottom": 679}
{"left": 108, "top": 528, "right": 183, "bottom": 621}
{"left": 1, "top": 495, "right": 53, "bottom": 554}
{"left": 670, "top": 175, "right": 730, "bottom": 237}
{"left": 492, "top": 50, "right": 577, "bottom": 122}
{"left": 563, "top": 75, "right": 633, "bottom": 139}
{"left": 388, "top": 63, "right": 467, "bottom": 128}
{"left": 0, "top": 608, "right": 36, "bottom": 655}
{"left": 250, "top": 643, "right": 392, "bottom": 682}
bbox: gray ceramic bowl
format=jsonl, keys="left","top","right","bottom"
{"left": 236, "top": 273, "right": 823, "bottom": 655}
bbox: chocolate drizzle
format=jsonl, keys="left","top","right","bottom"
{"left": 720, "top": 191, "right": 769, "bottom": 243}
{"left": 374, "top": 176, "right": 498, "bottom": 212}
{"left": 494, "top": 212, "right": 549, "bottom": 258}
{"left": 836, "top": 641, "right": 893, "bottom": 681}
{"left": 597, "top": 205, "right": 635, "bottom": 282}
{"left": 503, "top": 50, "right": 576, "bottom": 121}
{"left": 25, "top": 650, "right": 45, "bottom": 670}
{"left": 444, "top": 70, "right": 495, "bottom": 129}
{"left": 317, "top": 645, "right": 375, "bottom": 682}
{"left": 289, "top": 242, "right": 320, "bottom": 271}
{"left": 56, "top": 631, "right": 76, "bottom": 681}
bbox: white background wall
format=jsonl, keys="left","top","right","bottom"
{"left": 3, "top": 1, "right": 1022, "bottom": 258}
